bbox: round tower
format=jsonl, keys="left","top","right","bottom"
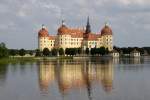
{"left": 57, "top": 20, "right": 71, "bottom": 50}
{"left": 101, "top": 23, "right": 113, "bottom": 51}
{"left": 38, "top": 25, "right": 49, "bottom": 51}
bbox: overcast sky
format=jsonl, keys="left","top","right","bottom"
{"left": 0, "top": 0, "right": 150, "bottom": 49}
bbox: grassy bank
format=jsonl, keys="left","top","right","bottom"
{"left": 0, "top": 56, "right": 74, "bottom": 65}
{"left": 57, "top": 56, "right": 73, "bottom": 59}
{"left": 0, "top": 57, "right": 37, "bottom": 65}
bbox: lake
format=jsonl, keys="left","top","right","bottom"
{"left": 0, "top": 57, "right": 150, "bottom": 100}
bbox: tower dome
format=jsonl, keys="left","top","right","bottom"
{"left": 101, "top": 24, "right": 112, "bottom": 36}
{"left": 38, "top": 25, "right": 49, "bottom": 37}
{"left": 58, "top": 25, "right": 69, "bottom": 35}
{"left": 57, "top": 20, "right": 69, "bottom": 35}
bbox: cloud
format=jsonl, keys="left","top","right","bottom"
{"left": 0, "top": 0, "right": 150, "bottom": 49}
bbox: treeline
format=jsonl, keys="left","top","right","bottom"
{"left": 0, "top": 42, "right": 35, "bottom": 58}
{"left": 0, "top": 42, "right": 150, "bottom": 58}
{"left": 36, "top": 47, "right": 109, "bottom": 57}
{"left": 114, "top": 46, "right": 150, "bottom": 55}
{"left": 35, "top": 48, "right": 81, "bottom": 56}
{"left": 9, "top": 49, "right": 34, "bottom": 57}
{"left": 37, "top": 46, "right": 150, "bottom": 57}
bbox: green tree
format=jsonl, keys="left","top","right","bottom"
{"left": 0, "top": 42, "right": 9, "bottom": 58}
{"left": 77, "top": 48, "right": 82, "bottom": 55}
{"left": 86, "top": 48, "right": 89, "bottom": 55}
{"left": 91, "top": 48, "right": 96, "bottom": 55}
{"left": 65, "top": 48, "right": 77, "bottom": 56}
{"left": 43, "top": 48, "right": 50, "bottom": 56}
{"left": 99, "top": 47, "right": 106, "bottom": 56}
{"left": 9, "top": 49, "right": 18, "bottom": 57}
{"left": 35, "top": 49, "right": 41, "bottom": 57}
{"left": 29, "top": 51, "right": 33, "bottom": 56}
{"left": 65, "top": 48, "right": 69, "bottom": 55}
{"left": 143, "top": 47, "right": 150, "bottom": 55}
{"left": 51, "top": 48, "right": 58, "bottom": 56}
{"left": 19, "top": 49, "right": 26, "bottom": 56}
{"left": 113, "top": 46, "right": 121, "bottom": 52}
{"left": 71, "top": 48, "right": 77, "bottom": 56}
{"left": 59, "top": 48, "right": 64, "bottom": 56}
{"left": 105, "top": 48, "right": 109, "bottom": 54}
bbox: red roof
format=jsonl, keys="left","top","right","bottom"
{"left": 49, "top": 36, "right": 56, "bottom": 40}
{"left": 39, "top": 24, "right": 113, "bottom": 41}
{"left": 85, "top": 33, "right": 99, "bottom": 41}
{"left": 58, "top": 25, "right": 85, "bottom": 38}
{"left": 38, "top": 28, "right": 49, "bottom": 37}
{"left": 70, "top": 29, "right": 84, "bottom": 38}
{"left": 38, "top": 27, "right": 56, "bottom": 40}
{"left": 101, "top": 25, "right": 112, "bottom": 36}
{"left": 57, "top": 25, "right": 70, "bottom": 35}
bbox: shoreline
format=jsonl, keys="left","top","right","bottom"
{"left": 0, "top": 55, "right": 148, "bottom": 64}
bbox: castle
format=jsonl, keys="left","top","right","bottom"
{"left": 38, "top": 17, "right": 113, "bottom": 52}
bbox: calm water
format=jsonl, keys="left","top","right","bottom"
{"left": 0, "top": 57, "right": 150, "bottom": 100}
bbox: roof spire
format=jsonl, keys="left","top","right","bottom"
{"left": 85, "top": 16, "right": 91, "bottom": 34}
{"left": 62, "top": 19, "right": 66, "bottom": 26}
{"left": 42, "top": 24, "right": 45, "bottom": 29}
{"left": 87, "top": 16, "right": 90, "bottom": 25}
{"left": 105, "top": 21, "right": 109, "bottom": 27}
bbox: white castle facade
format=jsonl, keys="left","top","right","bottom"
{"left": 38, "top": 18, "right": 113, "bottom": 52}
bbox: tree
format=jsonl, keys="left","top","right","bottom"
{"left": 105, "top": 48, "right": 109, "bottom": 55}
{"left": 35, "top": 49, "right": 41, "bottom": 57}
{"left": 43, "top": 48, "right": 50, "bottom": 56}
{"left": 91, "top": 48, "right": 96, "bottom": 55}
{"left": 65, "top": 48, "right": 69, "bottom": 55}
{"left": 70, "top": 48, "right": 77, "bottom": 56}
{"left": 0, "top": 42, "right": 6, "bottom": 48}
{"left": 113, "top": 46, "right": 121, "bottom": 53}
{"left": 77, "top": 48, "right": 82, "bottom": 55}
{"left": 19, "top": 49, "right": 26, "bottom": 56}
{"left": 51, "top": 48, "right": 58, "bottom": 56}
{"left": 65, "top": 48, "right": 77, "bottom": 56}
{"left": 86, "top": 48, "right": 89, "bottom": 55}
{"left": 0, "top": 42, "right": 9, "bottom": 58}
{"left": 59, "top": 48, "right": 64, "bottom": 56}
{"left": 99, "top": 47, "right": 106, "bottom": 56}
{"left": 9, "top": 49, "right": 18, "bottom": 57}
{"left": 144, "top": 47, "right": 150, "bottom": 55}
{"left": 29, "top": 51, "right": 33, "bottom": 56}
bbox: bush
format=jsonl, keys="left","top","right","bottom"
{"left": 35, "top": 49, "right": 41, "bottom": 57}
{"left": 65, "top": 48, "right": 77, "bottom": 56}
{"left": 43, "top": 48, "right": 50, "bottom": 56}
{"left": 9, "top": 49, "right": 18, "bottom": 56}
{"left": 59, "top": 48, "right": 64, "bottom": 55}
{"left": 51, "top": 48, "right": 58, "bottom": 56}
{"left": 77, "top": 48, "right": 82, "bottom": 54}
{"left": 19, "top": 49, "right": 26, "bottom": 56}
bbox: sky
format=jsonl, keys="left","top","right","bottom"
{"left": 0, "top": 0, "right": 150, "bottom": 49}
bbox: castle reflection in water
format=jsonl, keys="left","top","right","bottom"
{"left": 38, "top": 58, "right": 114, "bottom": 95}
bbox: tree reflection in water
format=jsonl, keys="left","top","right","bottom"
{"left": 0, "top": 64, "right": 8, "bottom": 86}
